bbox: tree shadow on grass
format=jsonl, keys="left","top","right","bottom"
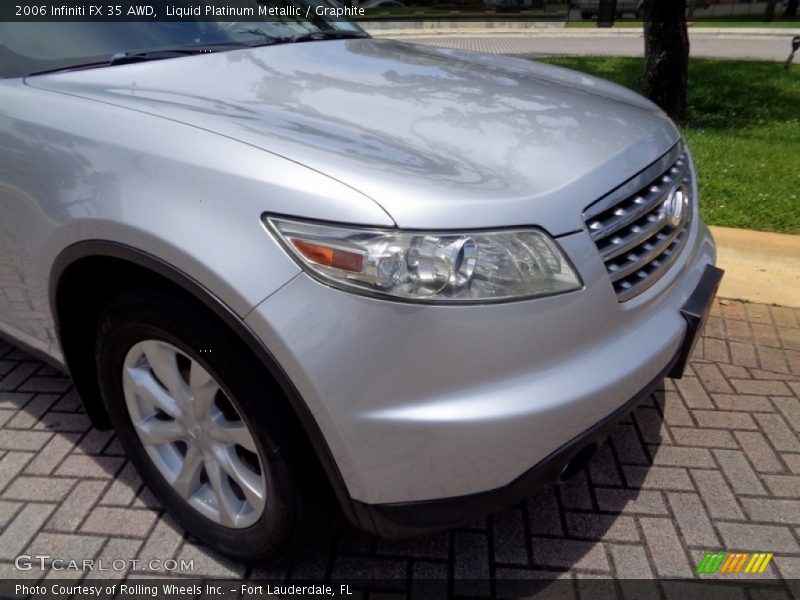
{"left": 539, "top": 56, "right": 800, "bottom": 130}
{"left": 685, "top": 60, "right": 800, "bottom": 130}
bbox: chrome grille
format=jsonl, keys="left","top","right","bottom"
{"left": 583, "top": 146, "right": 693, "bottom": 302}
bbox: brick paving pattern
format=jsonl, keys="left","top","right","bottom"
{"left": 1, "top": 299, "right": 799, "bottom": 595}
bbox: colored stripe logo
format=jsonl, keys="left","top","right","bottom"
{"left": 697, "top": 552, "right": 773, "bottom": 574}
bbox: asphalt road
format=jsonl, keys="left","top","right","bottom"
{"left": 369, "top": 30, "right": 799, "bottom": 62}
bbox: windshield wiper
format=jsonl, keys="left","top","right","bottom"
{"left": 109, "top": 42, "right": 251, "bottom": 65}
{"left": 27, "top": 43, "right": 250, "bottom": 76}
{"left": 240, "top": 31, "right": 367, "bottom": 49}
{"left": 27, "top": 33, "right": 368, "bottom": 76}
{"left": 288, "top": 31, "right": 369, "bottom": 43}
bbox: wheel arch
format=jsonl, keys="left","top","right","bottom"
{"left": 50, "top": 241, "right": 373, "bottom": 531}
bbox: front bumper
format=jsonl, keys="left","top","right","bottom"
{"left": 245, "top": 215, "right": 717, "bottom": 531}
{"left": 358, "top": 263, "right": 723, "bottom": 537}
{"left": 361, "top": 348, "right": 675, "bottom": 538}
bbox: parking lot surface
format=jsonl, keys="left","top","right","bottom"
{"left": 1, "top": 299, "right": 799, "bottom": 596}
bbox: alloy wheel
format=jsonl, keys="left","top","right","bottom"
{"left": 122, "top": 340, "right": 266, "bottom": 528}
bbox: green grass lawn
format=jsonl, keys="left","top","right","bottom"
{"left": 538, "top": 57, "right": 800, "bottom": 234}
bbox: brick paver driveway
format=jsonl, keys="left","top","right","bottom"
{"left": 1, "top": 299, "right": 799, "bottom": 594}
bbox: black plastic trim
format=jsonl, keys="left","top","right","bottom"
{"left": 668, "top": 264, "right": 724, "bottom": 379}
{"left": 49, "top": 241, "right": 370, "bottom": 532}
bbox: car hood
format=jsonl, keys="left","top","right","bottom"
{"left": 28, "top": 38, "right": 680, "bottom": 233}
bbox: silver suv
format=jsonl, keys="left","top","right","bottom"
{"left": 0, "top": 10, "right": 722, "bottom": 564}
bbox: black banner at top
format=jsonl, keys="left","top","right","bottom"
{"left": 2, "top": 0, "right": 368, "bottom": 22}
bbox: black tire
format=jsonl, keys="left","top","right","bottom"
{"left": 95, "top": 288, "right": 331, "bottom": 564}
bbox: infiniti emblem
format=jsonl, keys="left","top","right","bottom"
{"left": 662, "top": 185, "right": 689, "bottom": 228}
{"left": 188, "top": 425, "right": 202, "bottom": 442}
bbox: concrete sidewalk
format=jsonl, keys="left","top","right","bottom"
{"left": 711, "top": 226, "right": 800, "bottom": 309}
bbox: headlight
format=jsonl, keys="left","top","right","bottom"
{"left": 265, "top": 216, "right": 582, "bottom": 303}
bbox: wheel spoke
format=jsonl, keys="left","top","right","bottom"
{"left": 189, "top": 362, "right": 218, "bottom": 421}
{"left": 141, "top": 342, "right": 192, "bottom": 409}
{"left": 209, "top": 420, "right": 258, "bottom": 453}
{"left": 204, "top": 456, "right": 241, "bottom": 528}
{"left": 134, "top": 414, "right": 186, "bottom": 446}
{"left": 214, "top": 445, "right": 265, "bottom": 511}
{"left": 124, "top": 367, "right": 181, "bottom": 419}
{"left": 172, "top": 444, "right": 204, "bottom": 500}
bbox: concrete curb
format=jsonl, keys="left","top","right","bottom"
{"left": 685, "top": 27, "right": 800, "bottom": 37}
{"left": 710, "top": 226, "right": 800, "bottom": 308}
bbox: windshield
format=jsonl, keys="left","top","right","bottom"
{"left": 0, "top": 0, "right": 364, "bottom": 78}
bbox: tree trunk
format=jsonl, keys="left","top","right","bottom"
{"left": 643, "top": 0, "right": 690, "bottom": 122}
{"left": 785, "top": 0, "right": 798, "bottom": 17}
{"left": 764, "top": 0, "right": 778, "bottom": 21}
